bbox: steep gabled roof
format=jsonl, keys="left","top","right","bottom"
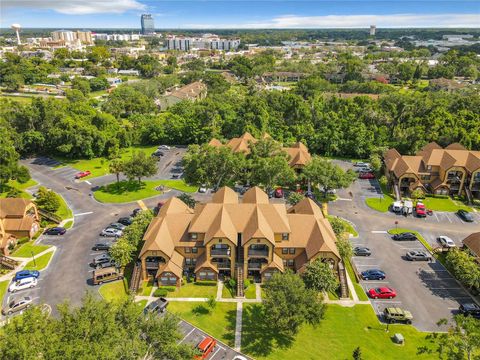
{"left": 208, "top": 138, "right": 223, "bottom": 147}
{"left": 261, "top": 253, "right": 284, "bottom": 273}
{"left": 195, "top": 252, "right": 219, "bottom": 273}
{"left": 157, "top": 250, "right": 184, "bottom": 279}
{"left": 288, "top": 198, "right": 323, "bottom": 218}
{"left": 463, "top": 232, "right": 480, "bottom": 258}
{"left": 159, "top": 197, "right": 194, "bottom": 217}
{"left": 205, "top": 206, "right": 237, "bottom": 244}
{"left": 446, "top": 143, "right": 467, "bottom": 151}
{"left": 243, "top": 207, "right": 274, "bottom": 245}
{"left": 243, "top": 186, "right": 269, "bottom": 204}
{"left": 0, "top": 198, "right": 31, "bottom": 218}
{"left": 141, "top": 218, "right": 175, "bottom": 258}
{"left": 212, "top": 187, "right": 238, "bottom": 204}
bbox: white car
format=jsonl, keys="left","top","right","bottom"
{"left": 158, "top": 145, "right": 171, "bottom": 150}
{"left": 198, "top": 185, "right": 207, "bottom": 193}
{"left": 9, "top": 277, "right": 38, "bottom": 293}
{"left": 438, "top": 236, "right": 456, "bottom": 248}
{"left": 100, "top": 228, "right": 123, "bottom": 237}
{"left": 354, "top": 162, "right": 370, "bottom": 168}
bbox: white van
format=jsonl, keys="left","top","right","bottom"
{"left": 9, "top": 277, "right": 38, "bottom": 293}
{"left": 402, "top": 201, "right": 413, "bottom": 216}
{"left": 392, "top": 201, "right": 403, "bottom": 213}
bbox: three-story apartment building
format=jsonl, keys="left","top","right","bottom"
{"left": 384, "top": 142, "right": 480, "bottom": 199}
{"left": 139, "top": 186, "right": 340, "bottom": 286}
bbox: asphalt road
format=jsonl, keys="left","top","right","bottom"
{"left": 329, "top": 160, "right": 479, "bottom": 331}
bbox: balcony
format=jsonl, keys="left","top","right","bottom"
{"left": 247, "top": 262, "right": 264, "bottom": 270}
{"left": 210, "top": 249, "right": 231, "bottom": 256}
{"left": 145, "top": 261, "right": 163, "bottom": 269}
{"left": 248, "top": 249, "right": 269, "bottom": 257}
{"left": 215, "top": 262, "right": 231, "bottom": 270}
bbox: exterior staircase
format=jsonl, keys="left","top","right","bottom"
{"left": 0, "top": 255, "right": 17, "bottom": 270}
{"left": 464, "top": 187, "right": 474, "bottom": 204}
{"left": 129, "top": 261, "right": 142, "bottom": 294}
{"left": 338, "top": 262, "right": 349, "bottom": 299}
{"left": 236, "top": 265, "right": 244, "bottom": 297}
{"left": 38, "top": 208, "right": 62, "bottom": 224}
{"left": 393, "top": 181, "right": 401, "bottom": 201}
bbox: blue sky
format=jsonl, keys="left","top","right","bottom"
{"left": 1, "top": 1, "right": 479, "bottom": 29}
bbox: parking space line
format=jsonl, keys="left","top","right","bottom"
{"left": 372, "top": 300, "right": 402, "bottom": 304}
{"left": 371, "top": 231, "right": 387, "bottom": 234}
{"left": 179, "top": 328, "right": 195, "bottom": 343}
{"left": 356, "top": 264, "right": 380, "bottom": 267}
{"left": 209, "top": 347, "right": 222, "bottom": 360}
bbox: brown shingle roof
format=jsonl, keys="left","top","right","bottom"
{"left": 159, "top": 197, "right": 194, "bottom": 217}
{"left": 208, "top": 138, "right": 223, "bottom": 147}
{"left": 463, "top": 232, "right": 480, "bottom": 259}
{"left": 169, "top": 81, "right": 206, "bottom": 101}
{"left": 243, "top": 186, "right": 269, "bottom": 204}
{"left": 157, "top": 250, "right": 184, "bottom": 279}
{"left": 261, "top": 253, "right": 284, "bottom": 272}
{"left": 212, "top": 187, "right": 238, "bottom": 204}
{"left": 0, "top": 198, "right": 31, "bottom": 218}
{"left": 195, "top": 252, "right": 219, "bottom": 273}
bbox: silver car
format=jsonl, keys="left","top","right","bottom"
{"left": 406, "top": 250, "right": 431, "bottom": 261}
{"left": 100, "top": 228, "right": 123, "bottom": 237}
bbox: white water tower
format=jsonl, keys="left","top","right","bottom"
{"left": 11, "top": 24, "right": 22, "bottom": 45}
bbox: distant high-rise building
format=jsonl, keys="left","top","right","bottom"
{"left": 75, "top": 30, "right": 93, "bottom": 44}
{"left": 141, "top": 14, "right": 155, "bottom": 35}
{"left": 52, "top": 30, "right": 76, "bottom": 42}
{"left": 166, "top": 34, "right": 240, "bottom": 51}
{"left": 370, "top": 25, "right": 376, "bottom": 36}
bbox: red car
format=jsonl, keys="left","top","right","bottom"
{"left": 368, "top": 287, "right": 396, "bottom": 299}
{"left": 194, "top": 337, "right": 217, "bottom": 359}
{"left": 75, "top": 171, "right": 91, "bottom": 179}
{"left": 274, "top": 188, "right": 284, "bottom": 198}
{"left": 359, "top": 172, "right": 375, "bottom": 179}
{"left": 415, "top": 203, "right": 427, "bottom": 217}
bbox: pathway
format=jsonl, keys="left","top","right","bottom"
{"left": 234, "top": 302, "right": 243, "bottom": 351}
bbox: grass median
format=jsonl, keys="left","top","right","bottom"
{"left": 11, "top": 242, "right": 51, "bottom": 258}
{"left": 0, "top": 281, "right": 8, "bottom": 313}
{"left": 93, "top": 179, "right": 197, "bottom": 203}
{"left": 23, "top": 251, "right": 54, "bottom": 271}
{"left": 387, "top": 228, "right": 432, "bottom": 252}
{"left": 98, "top": 279, "right": 129, "bottom": 301}
{"left": 241, "top": 304, "right": 434, "bottom": 360}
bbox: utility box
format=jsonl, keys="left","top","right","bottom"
{"left": 393, "top": 333, "right": 405, "bottom": 344}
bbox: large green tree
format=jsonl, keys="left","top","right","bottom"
{"left": 303, "top": 156, "right": 356, "bottom": 197}
{"left": 123, "top": 151, "right": 157, "bottom": 184}
{"left": 262, "top": 271, "right": 325, "bottom": 337}
{"left": 445, "top": 249, "right": 480, "bottom": 291}
{"left": 0, "top": 295, "right": 196, "bottom": 360}
{"left": 302, "top": 259, "right": 339, "bottom": 293}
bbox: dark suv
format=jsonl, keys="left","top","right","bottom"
{"left": 459, "top": 303, "right": 480, "bottom": 318}
{"left": 392, "top": 232, "right": 417, "bottom": 241}
{"left": 354, "top": 247, "right": 371, "bottom": 256}
{"left": 92, "top": 242, "right": 113, "bottom": 251}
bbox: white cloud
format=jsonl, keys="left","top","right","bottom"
{"left": 2, "top": 0, "right": 146, "bottom": 15}
{"left": 185, "top": 13, "right": 480, "bottom": 29}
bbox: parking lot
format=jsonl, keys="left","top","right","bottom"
{"left": 351, "top": 231, "right": 475, "bottom": 331}
{"left": 177, "top": 319, "right": 247, "bottom": 360}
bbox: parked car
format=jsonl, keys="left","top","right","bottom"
{"left": 74, "top": 170, "right": 91, "bottom": 179}
{"left": 117, "top": 217, "right": 133, "bottom": 226}
{"left": 359, "top": 172, "right": 375, "bottom": 179}
{"left": 368, "top": 287, "right": 397, "bottom": 299}
{"left": 437, "top": 236, "right": 456, "bottom": 248}
{"left": 14, "top": 270, "right": 40, "bottom": 281}
{"left": 415, "top": 203, "right": 427, "bottom": 217}
{"left": 143, "top": 297, "right": 169, "bottom": 315}
{"left": 354, "top": 162, "right": 370, "bottom": 168}
{"left": 108, "top": 222, "right": 126, "bottom": 231}
{"left": 92, "top": 242, "right": 113, "bottom": 251}
{"left": 91, "top": 254, "right": 114, "bottom": 267}
{"left": 392, "top": 232, "right": 417, "bottom": 241}
{"left": 406, "top": 250, "right": 431, "bottom": 261}
{"left": 457, "top": 209, "right": 474, "bottom": 222}
{"left": 354, "top": 247, "right": 371, "bottom": 256}
{"left": 158, "top": 145, "right": 171, "bottom": 150}
{"left": 458, "top": 303, "right": 480, "bottom": 318}
{"left": 274, "top": 188, "right": 284, "bottom": 198}
{"left": 305, "top": 190, "right": 316, "bottom": 200}
{"left": 95, "top": 261, "right": 118, "bottom": 269}
{"left": 361, "top": 269, "right": 386, "bottom": 280}
{"left": 195, "top": 337, "right": 217, "bottom": 360}
{"left": 383, "top": 307, "right": 413, "bottom": 324}
{"left": 1, "top": 296, "right": 33, "bottom": 315}
{"left": 151, "top": 150, "right": 164, "bottom": 157}
{"left": 132, "top": 208, "right": 142, "bottom": 217}
{"left": 198, "top": 184, "right": 207, "bottom": 193}
{"left": 92, "top": 267, "right": 123, "bottom": 285}
{"left": 100, "top": 228, "right": 123, "bottom": 237}
{"left": 9, "top": 277, "right": 38, "bottom": 293}
{"left": 44, "top": 227, "right": 66, "bottom": 235}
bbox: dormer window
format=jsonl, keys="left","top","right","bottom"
{"left": 190, "top": 233, "right": 198, "bottom": 240}
{"left": 282, "top": 233, "right": 289, "bottom": 241}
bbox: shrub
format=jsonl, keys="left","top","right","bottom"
{"left": 195, "top": 280, "right": 217, "bottom": 287}
{"left": 244, "top": 279, "right": 251, "bottom": 289}
{"left": 228, "top": 278, "right": 236, "bottom": 289}
{"left": 163, "top": 286, "right": 176, "bottom": 292}
{"left": 153, "top": 288, "right": 169, "bottom": 297}
{"left": 15, "top": 165, "right": 31, "bottom": 184}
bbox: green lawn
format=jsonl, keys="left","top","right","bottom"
{"left": 222, "top": 283, "right": 257, "bottom": 299}
{"left": 345, "top": 258, "right": 369, "bottom": 301}
{"left": 167, "top": 301, "right": 237, "bottom": 346}
{"left": 0, "top": 179, "right": 38, "bottom": 199}
{"left": 11, "top": 242, "right": 51, "bottom": 258}
{"left": 94, "top": 179, "right": 196, "bottom": 203}
{"left": 165, "top": 281, "right": 218, "bottom": 298}
{"left": 0, "top": 281, "right": 8, "bottom": 313}
{"left": 388, "top": 228, "right": 432, "bottom": 251}
{"left": 55, "top": 145, "right": 158, "bottom": 179}
{"left": 23, "top": 251, "right": 54, "bottom": 271}
{"left": 56, "top": 194, "right": 73, "bottom": 220}
{"left": 63, "top": 220, "right": 73, "bottom": 229}
{"left": 420, "top": 197, "right": 471, "bottom": 212}
{"left": 241, "top": 304, "right": 435, "bottom": 360}
{"left": 98, "top": 279, "right": 129, "bottom": 301}
{"left": 141, "top": 280, "right": 154, "bottom": 296}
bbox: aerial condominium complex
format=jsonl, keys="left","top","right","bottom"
{"left": 384, "top": 142, "right": 480, "bottom": 199}
{"left": 139, "top": 186, "right": 340, "bottom": 286}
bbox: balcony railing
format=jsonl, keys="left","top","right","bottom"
{"left": 145, "top": 261, "right": 163, "bottom": 269}
{"left": 247, "top": 262, "right": 263, "bottom": 270}
{"left": 215, "top": 262, "right": 231, "bottom": 270}
{"left": 248, "top": 249, "right": 269, "bottom": 257}
{"left": 210, "top": 249, "right": 231, "bottom": 256}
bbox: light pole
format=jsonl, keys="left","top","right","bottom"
{"left": 395, "top": 220, "right": 398, "bottom": 232}
{"left": 31, "top": 251, "right": 36, "bottom": 267}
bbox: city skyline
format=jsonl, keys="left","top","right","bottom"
{"left": 1, "top": 0, "right": 479, "bottom": 29}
